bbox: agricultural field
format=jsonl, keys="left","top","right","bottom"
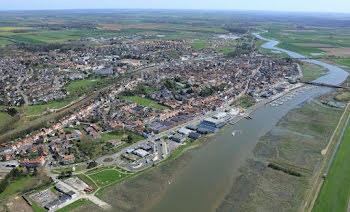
{"left": 121, "top": 96, "right": 168, "bottom": 110}
{"left": 313, "top": 117, "right": 350, "bottom": 212}
{"left": 333, "top": 58, "right": 350, "bottom": 67}
{"left": 260, "top": 28, "right": 350, "bottom": 57}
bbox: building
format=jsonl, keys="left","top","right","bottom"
{"left": 212, "top": 112, "right": 227, "bottom": 120}
{"left": 178, "top": 128, "right": 192, "bottom": 136}
{"left": 93, "top": 69, "right": 113, "bottom": 76}
{"left": 201, "top": 118, "right": 227, "bottom": 128}
{"left": 133, "top": 149, "right": 149, "bottom": 157}
{"left": 20, "top": 156, "right": 46, "bottom": 168}
{"left": 189, "top": 132, "right": 201, "bottom": 139}
{"left": 171, "top": 134, "right": 186, "bottom": 143}
{"left": 62, "top": 154, "right": 75, "bottom": 164}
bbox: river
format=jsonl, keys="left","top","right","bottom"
{"left": 149, "top": 34, "right": 349, "bottom": 212}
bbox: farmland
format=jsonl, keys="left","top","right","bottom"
{"left": 313, "top": 116, "right": 350, "bottom": 212}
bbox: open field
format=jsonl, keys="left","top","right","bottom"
{"left": 301, "top": 62, "right": 328, "bottom": 81}
{"left": 312, "top": 116, "right": 350, "bottom": 212}
{"left": 26, "top": 100, "right": 71, "bottom": 116}
{"left": 320, "top": 48, "right": 350, "bottom": 57}
{"left": 67, "top": 79, "right": 106, "bottom": 97}
{"left": 188, "top": 40, "right": 210, "bottom": 50}
{"left": 79, "top": 150, "right": 194, "bottom": 212}
{"left": 261, "top": 29, "right": 350, "bottom": 57}
{"left": 89, "top": 170, "right": 128, "bottom": 187}
{"left": 6, "top": 195, "right": 34, "bottom": 212}
{"left": 97, "top": 23, "right": 163, "bottom": 30}
{"left": 0, "top": 111, "right": 11, "bottom": 128}
{"left": 121, "top": 96, "right": 168, "bottom": 110}
{"left": 56, "top": 199, "right": 92, "bottom": 212}
{"left": 333, "top": 58, "right": 350, "bottom": 67}
{"left": 100, "top": 130, "right": 143, "bottom": 142}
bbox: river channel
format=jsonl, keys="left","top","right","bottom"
{"left": 149, "top": 34, "right": 349, "bottom": 212}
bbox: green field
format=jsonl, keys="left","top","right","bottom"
{"left": 67, "top": 79, "right": 106, "bottom": 97}
{"left": 121, "top": 96, "right": 168, "bottom": 110}
{"left": 26, "top": 100, "right": 71, "bottom": 116}
{"left": 56, "top": 199, "right": 91, "bottom": 212}
{"left": 313, "top": 117, "right": 350, "bottom": 212}
{"left": 214, "top": 47, "right": 236, "bottom": 54}
{"left": 89, "top": 169, "right": 128, "bottom": 187}
{"left": 101, "top": 130, "right": 143, "bottom": 142}
{"left": 0, "top": 176, "right": 32, "bottom": 197}
{"left": 278, "top": 42, "right": 324, "bottom": 56}
{"left": 0, "top": 112, "right": 11, "bottom": 128}
{"left": 301, "top": 62, "right": 327, "bottom": 81}
{"left": 0, "top": 173, "right": 51, "bottom": 198}
{"left": 189, "top": 40, "right": 210, "bottom": 50}
{"left": 260, "top": 30, "right": 350, "bottom": 57}
{"left": 333, "top": 58, "right": 350, "bottom": 67}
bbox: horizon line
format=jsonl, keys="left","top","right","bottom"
{"left": 0, "top": 8, "right": 349, "bottom": 15}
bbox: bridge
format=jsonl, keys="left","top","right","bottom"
{"left": 299, "top": 80, "right": 349, "bottom": 89}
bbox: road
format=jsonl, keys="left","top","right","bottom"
{"left": 16, "top": 74, "right": 30, "bottom": 108}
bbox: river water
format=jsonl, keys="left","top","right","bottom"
{"left": 150, "top": 34, "right": 349, "bottom": 212}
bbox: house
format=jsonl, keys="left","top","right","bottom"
{"left": 20, "top": 156, "right": 46, "bottom": 168}
{"left": 72, "top": 130, "right": 82, "bottom": 137}
{"left": 2, "top": 154, "right": 11, "bottom": 161}
{"left": 62, "top": 154, "right": 75, "bottom": 164}
{"left": 106, "top": 140, "right": 122, "bottom": 147}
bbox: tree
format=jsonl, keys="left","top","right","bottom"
{"left": 127, "top": 135, "right": 133, "bottom": 143}
{"left": 87, "top": 161, "right": 98, "bottom": 169}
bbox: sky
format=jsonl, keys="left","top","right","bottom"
{"left": 1, "top": 0, "right": 349, "bottom": 13}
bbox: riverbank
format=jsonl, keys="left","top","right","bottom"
{"left": 217, "top": 93, "right": 344, "bottom": 211}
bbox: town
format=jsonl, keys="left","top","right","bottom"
{"left": 0, "top": 29, "right": 301, "bottom": 211}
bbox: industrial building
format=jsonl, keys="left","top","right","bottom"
{"left": 171, "top": 134, "right": 186, "bottom": 143}
{"left": 189, "top": 132, "right": 201, "bottom": 139}
{"left": 178, "top": 128, "right": 192, "bottom": 135}
{"left": 212, "top": 112, "right": 227, "bottom": 119}
{"left": 133, "top": 149, "right": 149, "bottom": 157}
